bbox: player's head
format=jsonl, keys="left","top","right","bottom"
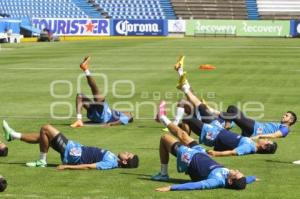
{"left": 0, "top": 143, "right": 8, "bottom": 157}
{"left": 256, "top": 139, "right": 278, "bottom": 154}
{"left": 118, "top": 152, "right": 139, "bottom": 168}
{"left": 281, "top": 111, "right": 297, "bottom": 126}
{"left": 0, "top": 176, "right": 7, "bottom": 192}
{"left": 226, "top": 169, "right": 246, "bottom": 190}
{"left": 124, "top": 112, "right": 134, "bottom": 123}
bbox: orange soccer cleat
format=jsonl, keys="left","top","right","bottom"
{"left": 80, "top": 56, "right": 91, "bottom": 71}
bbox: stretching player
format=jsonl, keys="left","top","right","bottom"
{"left": 2, "top": 121, "right": 139, "bottom": 170}
{"left": 151, "top": 105, "right": 257, "bottom": 191}
{"left": 172, "top": 56, "right": 233, "bottom": 130}
{"left": 158, "top": 102, "right": 277, "bottom": 157}
{"left": 221, "top": 105, "right": 297, "bottom": 139}
{"left": 0, "top": 140, "right": 8, "bottom": 157}
{"left": 71, "top": 56, "right": 133, "bottom": 128}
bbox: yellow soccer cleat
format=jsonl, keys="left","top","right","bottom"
{"left": 176, "top": 72, "right": 188, "bottom": 90}
{"left": 70, "top": 120, "right": 84, "bottom": 128}
{"left": 174, "top": 55, "right": 185, "bottom": 71}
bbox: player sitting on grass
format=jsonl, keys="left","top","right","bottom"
{"left": 2, "top": 120, "right": 139, "bottom": 170}
{"left": 0, "top": 140, "right": 8, "bottom": 157}
{"left": 151, "top": 106, "right": 257, "bottom": 191}
{"left": 221, "top": 105, "right": 297, "bottom": 139}
{"left": 70, "top": 56, "right": 133, "bottom": 128}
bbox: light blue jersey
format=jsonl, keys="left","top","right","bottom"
{"left": 200, "top": 123, "right": 221, "bottom": 147}
{"left": 171, "top": 167, "right": 256, "bottom": 191}
{"left": 253, "top": 122, "right": 289, "bottom": 137}
{"left": 235, "top": 137, "right": 257, "bottom": 156}
{"left": 62, "top": 141, "right": 118, "bottom": 170}
{"left": 87, "top": 102, "right": 130, "bottom": 125}
{"left": 176, "top": 145, "right": 206, "bottom": 173}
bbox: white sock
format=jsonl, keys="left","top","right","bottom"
{"left": 76, "top": 114, "right": 82, "bottom": 120}
{"left": 85, "top": 69, "right": 91, "bottom": 76}
{"left": 178, "top": 67, "right": 184, "bottom": 76}
{"left": 39, "top": 152, "right": 47, "bottom": 162}
{"left": 161, "top": 164, "right": 168, "bottom": 175}
{"left": 160, "top": 115, "right": 171, "bottom": 127}
{"left": 173, "top": 107, "right": 185, "bottom": 125}
{"left": 182, "top": 83, "right": 190, "bottom": 94}
{"left": 11, "top": 131, "right": 21, "bottom": 140}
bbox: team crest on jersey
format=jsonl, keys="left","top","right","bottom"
{"left": 257, "top": 127, "right": 263, "bottom": 134}
{"left": 181, "top": 152, "right": 191, "bottom": 163}
{"left": 69, "top": 147, "right": 82, "bottom": 156}
{"left": 206, "top": 132, "right": 213, "bottom": 140}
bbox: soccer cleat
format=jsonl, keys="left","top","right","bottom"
{"left": 155, "top": 101, "right": 167, "bottom": 123}
{"left": 70, "top": 120, "right": 84, "bottom": 128}
{"left": 174, "top": 55, "right": 185, "bottom": 71}
{"left": 162, "top": 128, "right": 169, "bottom": 132}
{"left": 176, "top": 72, "right": 188, "bottom": 90}
{"left": 26, "top": 160, "right": 47, "bottom": 168}
{"left": 293, "top": 160, "right": 300, "bottom": 165}
{"left": 151, "top": 172, "right": 169, "bottom": 181}
{"left": 2, "top": 120, "right": 13, "bottom": 142}
{"left": 80, "top": 56, "right": 91, "bottom": 71}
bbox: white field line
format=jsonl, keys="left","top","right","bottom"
{"left": 6, "top": 68, "right": 161, "bottom": 71}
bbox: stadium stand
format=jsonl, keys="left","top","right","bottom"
{"left": 245, "top": 0, "right": 259, "bottom": 19}
{"left": 92, "top": 0, "right": 176, "bottom": 19}
{"left": 0, "top": 0, "right": 101, "bottom": 19}
{"left": 170, "top": 0, "right": 248, "bottom": 19}
{"left": 257, "top": 0, "right": 300, "bottom": 19}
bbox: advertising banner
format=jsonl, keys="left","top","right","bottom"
{"left": 111, "top": 19, "right": 167, "bottom": 36}
{"left": 168, "top": 20, "right": 186, "bottom": 33}
{"left": 186, "top": 20, "right": 290, "bottom": 37}
{"left": 32, "top": 18, "right": 110, "bottom": 36}
{"left": 290, "top": 20, "right": 300, "bottom": 37}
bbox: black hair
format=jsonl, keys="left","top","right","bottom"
{"left": 0, "top": 177, "right": 7, "bottom": 192}
{"left": 287, "top": 111, "right": 297, "bottom": 126}
{"left": 0, "top": 147, "right": 8, "bottom": 157}
{"left": 226, "top": 177, "right": 247, "bottom": 190}
{"left": 128, "top": 117, "right": 134, "bottom": 123}
{"left": 257, "top": 142, "right": 278, "bottom": 154}
{"left": 123, "top": 155, "right": 139, "bottom": 169}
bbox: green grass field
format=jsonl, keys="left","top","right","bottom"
{"left": 0, "top": 37, "right": 300, "bottom": 198}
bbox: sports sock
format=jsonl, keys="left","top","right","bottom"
{"left": 10, "top": 131, "right": 21, "bottom": 140}
{"left": 76, "top": 114, "right": 82, "bottom": 120}
{"left": 85, "top": 69, "right": 91, "bottom": 76}
{"left": 161, "top": 164, "right": 168, "bottom": 175}
{"left": 160, "top": 115, "right": 171, "bottom": 127}
{"left": 39, "top": 152, "right": 47, "bottom": 162}
{"left": 177, "top": 67, "right": 184, "bottom": 76}
{"left": 182, "top": 83, "right": 191, "bottom": 94}
{"left": 173, "top": 107, "right": 185, "bottom": 125}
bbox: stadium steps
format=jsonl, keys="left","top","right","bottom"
{"left": 72, "top": 0, "right": 102, "bottom": 18}
{"left": 160, "top": 0, "right": 177, "bottom": 19}
{"left": 245, "top": 0, "right": 259, "bottom": 19}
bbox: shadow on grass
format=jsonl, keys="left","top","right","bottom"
{"left": 119, "top": 172, "right": 189, "bottom": 184}
{"left": 265, "top": 159, "right": 293, "bottom": 164}
{"left": 0, "top": 162, "right": 58, "bottom": 167}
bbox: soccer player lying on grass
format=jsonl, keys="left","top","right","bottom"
{"left": 158, "top": 101, "right": 277, "bottom": 157}
{"left": 2, "top": 121, "right": 139, "bottom": 169}
{"left": 221, "top": 105, "right": 297, "bottom": 139}
{"left": 151, "top": 120, "right": 257, "bottom": 191}
{"left": 0, "top": 140, "right": 8, "bottom": 157}
{"left": 70, "top": 56, "right": 133, "bottom": 128}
